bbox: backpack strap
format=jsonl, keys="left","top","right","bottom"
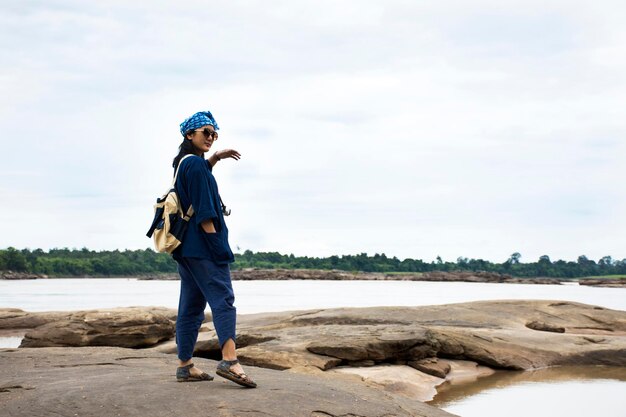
{"left": 183, "top": 204, "right": 195, "bottom": 219}
{"left": 172, "top": 154, "right": 195, "bottom": 187}
{"left": 174, "top": 154, "right": 196, "bottom": 219}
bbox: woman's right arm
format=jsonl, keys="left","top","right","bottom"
{"left": 207, "top": 149, "right": 241, "bottom": 167}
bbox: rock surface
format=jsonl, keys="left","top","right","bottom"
{"left": 233, "top": 269, "right": 564, "bottom": 284}
{"left": 578, "top": 278, "right": 626, "bottom": 288}
{"left": 0, "top": 309, "right": 70, "bottom": 330}
{"left": 139, "top": 268, "right": 564, "bottom": 284}
{"left": 151, "top": 300, "right": 626, "bottom": 371}
{"left": 0, "top": 347, "right": 456, "bottom": 417}
{"left": 408, "top": 358, "right": 452, "bottom": 378}
{"left": 5, "top": 301, "right": 625, "bottom": 370}
{"left": 331, "top": 359, "right": 494, "bottom": 402}
{"left": 0, "top": 271, "right": 46, "bottom": 280}
{"left": 19, "top": 307, "right": 176, "bottom": 348}
{"left": 415, "top": 271, "right": 562, "bottom": 285}
{"left": 332, "top": 363, "right": 445, "bottom": 402}
{"left": 0, "top": 307, "right": 178, "bottom": 331}
{"left": 3, "top": 301, "right": 625, "bottom": 413}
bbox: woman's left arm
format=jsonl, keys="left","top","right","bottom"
{"left": 208, "top": 149, "right": 241, "bottom": 167}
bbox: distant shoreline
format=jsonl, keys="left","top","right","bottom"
{"left": 2, "top": 269, "right": 625, "bottom": 287}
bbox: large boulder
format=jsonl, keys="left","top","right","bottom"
{"left": 0, "top": 306, "right": 178, "bottom": 330}
{"left": 160, "top": 300, "right": 626, "bottom": 372}
{"left": 20, "top": 307, "right": 175, "bottom": 348}
{"left": 306, "top": 325, "right": 438, "bottom": 362}
{"left": 0, "top": 309, "right": 70, "bottom": 330}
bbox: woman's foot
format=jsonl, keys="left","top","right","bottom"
{"left": 216, "top": 359, "right": 257, "bottom": 388}
{"left": 227, "top": 361, "right": 245, "bottom": 376}
{"left": 176, "top": 362, "right": 214, "bottom": 382}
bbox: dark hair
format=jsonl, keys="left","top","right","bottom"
{"left": 172, "top": 132, "right": 200, "bottom": 173}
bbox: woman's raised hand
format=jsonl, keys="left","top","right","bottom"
{"left": 216, "top": 149, "right": 241, "bottom": 161}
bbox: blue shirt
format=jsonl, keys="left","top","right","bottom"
{"left": 172, "top": 155, "right": 235, "bottom": 265}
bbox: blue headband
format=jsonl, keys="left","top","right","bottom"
{"left": 179, "top": 111, "right": 220, "bottom": 137}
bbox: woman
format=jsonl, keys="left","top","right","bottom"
{"left": 171, "top": 110, "right": 256, "bottom": 388}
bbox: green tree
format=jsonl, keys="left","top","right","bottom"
{"left": 508, "top": 252, "right": 521, "bottom": 264}
{"left": 2, "top": 247, "right": 28, "bottom": 271}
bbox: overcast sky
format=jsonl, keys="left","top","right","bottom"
{"left": 1, "top": 0, "right": 625, "bottom": 263}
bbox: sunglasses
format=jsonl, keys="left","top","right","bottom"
{"left": 194, "top": 128, "right": 218, "bottom": 140}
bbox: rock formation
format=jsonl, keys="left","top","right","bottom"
{"left": 0, "top": 347, "right": 456, "bottom": 417}
{"left": 578, "top": 278, "right": 626, "bottom": 288}
{"left": 0, "top": 271, "right": 47, "bottom": 280}
{"left": 139, "top": 268, "right": 565, "bottom": 284}
{"left": 19, "top": 307, "right": 176, "bottom": 348}
{"left": 2, "top": 300, "right": 625, "bottom": 413}
{"left": 151, "top": 300, "right": 626, "bottom": 371}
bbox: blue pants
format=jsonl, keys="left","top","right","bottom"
{"left": 175, "top": 257, "right": 237, "bottom": 361}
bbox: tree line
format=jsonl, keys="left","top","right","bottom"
{"left": 1, "top": 247, "right": 624, "bottom": 279}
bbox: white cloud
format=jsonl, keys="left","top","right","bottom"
{"left": 1, "top": 0, "right": 625, "bottom": 263}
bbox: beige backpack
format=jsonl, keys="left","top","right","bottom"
{"left": 146, "top": 154, "right": 195, "bottom": 253}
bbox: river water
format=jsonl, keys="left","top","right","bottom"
{"left": 1, "top": 278, "right": 625, "bottom": 313}
{"left": 1, "top": 278, "right": 625, "bottom": 417}
{"left": 430, "top": 366, "right": 626, "bottom": 417}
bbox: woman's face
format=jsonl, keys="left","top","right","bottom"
{"left": 187, "top": 124, "right": 218, "bottom": 154}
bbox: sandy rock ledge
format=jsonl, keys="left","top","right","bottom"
{"left": 2, "top": 300, "right": 625, "bottom": 415}
{"left": 0, "top": 346, "right": 455, "bottom": 417}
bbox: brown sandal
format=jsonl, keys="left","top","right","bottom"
{"left": 216, "top": 359, "right": 257, "bottom": 388}
{"left": 176, "top": 363, "right": 214, "bottom": 382}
